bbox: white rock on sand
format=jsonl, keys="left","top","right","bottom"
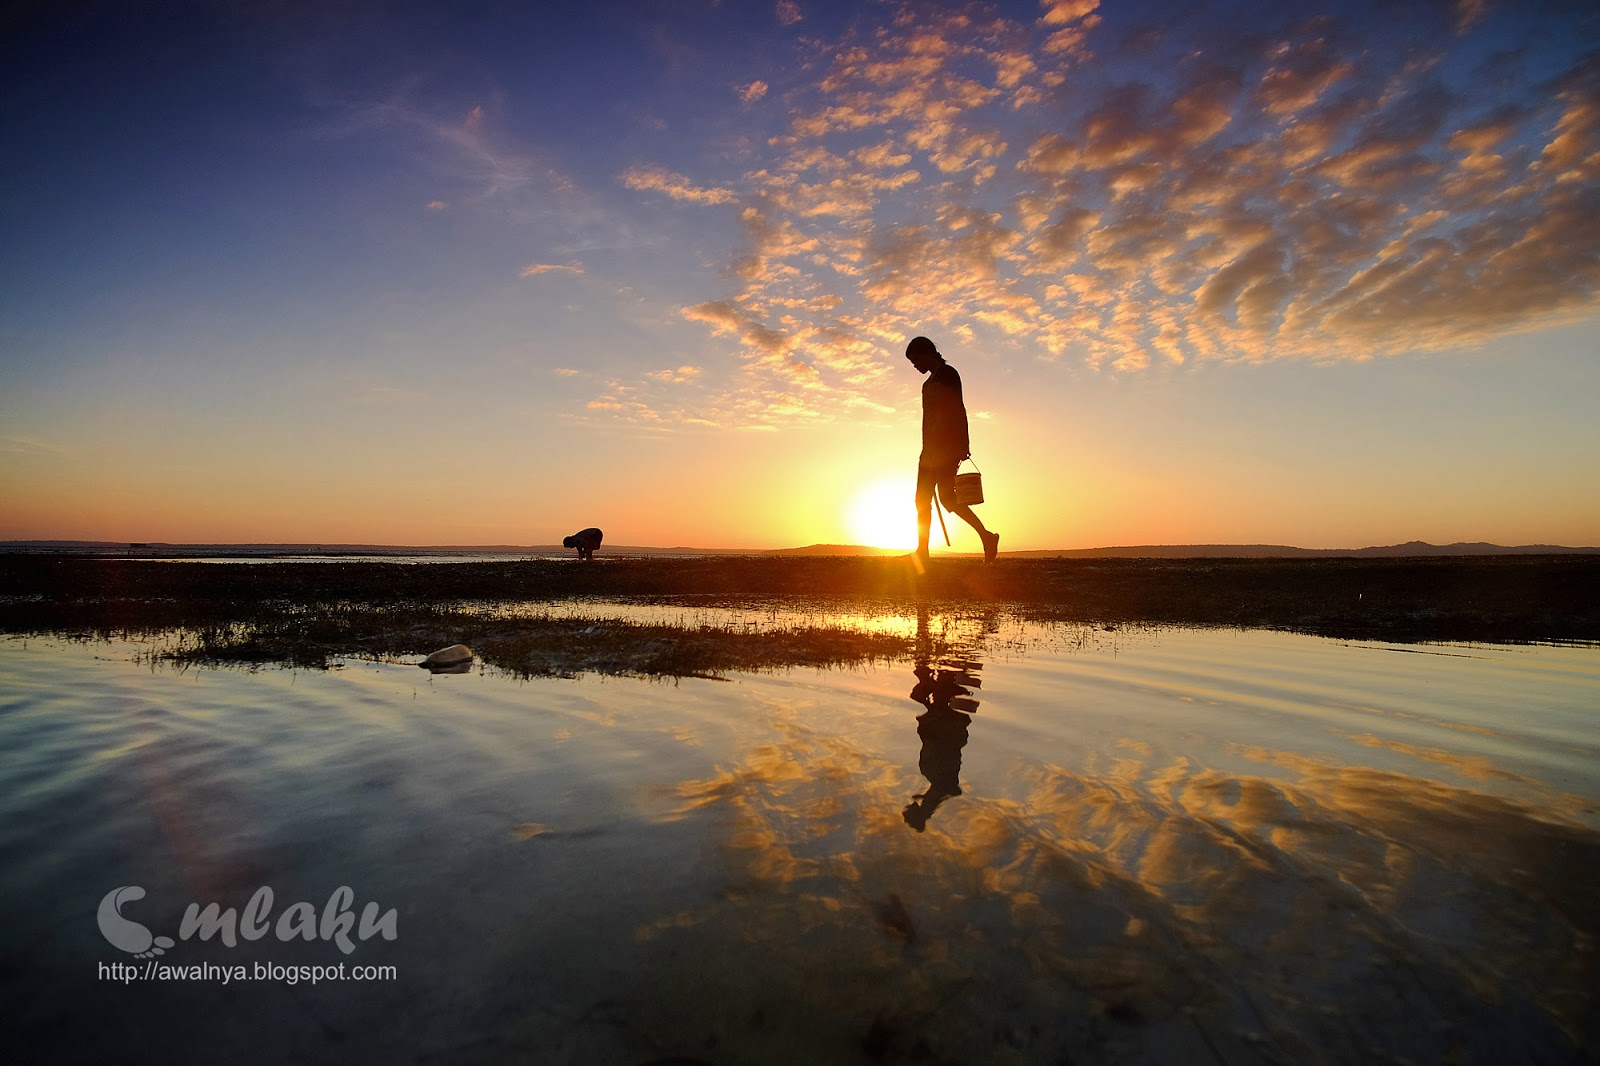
{"left": 419, "top": 644, "right": 473, "bottom": 669}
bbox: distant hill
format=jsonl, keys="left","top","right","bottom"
{"left": 765, "top": 540, "right": 1600, "bottom": 558}
{"left": 0, "top": 540, "right": 751, "bottom": 557}
{"left": 764, "top": 544, "right": 908, "bottom": 557}
{"left": 991, "top": 541, "right": 1600, "bottom": 559}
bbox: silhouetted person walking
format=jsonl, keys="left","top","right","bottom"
{"left": 905, "top": 336, "right": 998, "bottom": 565}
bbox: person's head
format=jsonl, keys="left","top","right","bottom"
{"left": 905, "top": 335, "right": 941, "bottom": 373}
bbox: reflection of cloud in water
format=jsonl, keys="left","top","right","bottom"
{"left": 637, "top": 704, "right": 1598, "bottom": 1064}
{"left": 1347, "top": 730, "right": 1529, "bottom": 781}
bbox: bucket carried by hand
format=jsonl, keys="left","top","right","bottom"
{"left": 952, "top": 458, "right": 984, "bottom": 507}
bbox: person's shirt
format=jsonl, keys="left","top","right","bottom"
{"left": 921, "top": 360, "right": 970, "bottom": 462}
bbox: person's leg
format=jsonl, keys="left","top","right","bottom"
{"left": 914, "top": 464, "right": 937, "bottom": 561}
{"left": 947, "top": 500, "right": 989, "bottom": 538}
{"left": 943, "top": 487, "right": 1000, "bottom": 562}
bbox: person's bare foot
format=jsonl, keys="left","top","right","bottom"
{"left": 982, "top": 531, "right": 999, "bottom": 563}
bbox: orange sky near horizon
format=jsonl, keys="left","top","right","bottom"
{"left": 6, "top": 331, "right": 1598, "bottom": 551}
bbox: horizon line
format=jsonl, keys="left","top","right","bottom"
{"left": 4, "top": 538, "right": 1599, "bottom": 557}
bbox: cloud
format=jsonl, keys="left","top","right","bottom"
{"left": 682, "top": 301, "right": 744, "bottom": 335}
{"left": 1040, "top": 0, "right": 1101, "bottom": 25}
{"left": 432, "top": 102, "right": 558, "bottom": 199}
{"left": 519, "top": 262, "right": 585, "bottom": 278}
{"left": 324, "top": 96, "right": 574, "bottom": 205}
{"left": 0, "top": 436, "right": 64, "bottom": 456}
{"left": 1255, "top": 35, "right": 1352, "bottom": 116}
{"left": 650, "top": 365, "right": 704, "bottom": 383}
{"left": 776, "top": 1, "right": 803, "bottom": 28}
{"left": 604, "top": 0, "right": 1600, "bottom": 427}
{"left": 1452, "top": 0, "right": 1488, "bottom": 34}
{"left": 739, "top": 80, "right": 770, "bottom": 104}
{"left": 622, "top": 165, "right": 738, "bottom": 205}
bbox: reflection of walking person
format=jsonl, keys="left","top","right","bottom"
{"left": 902, "top": 662, "right": 980, "bottom": 832}
{"left": 905, "top": 336, "right": 999, "bottom": 566}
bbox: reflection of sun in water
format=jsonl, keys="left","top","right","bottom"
{"left": 846, "top": 476, "right": 916, "bottom": 550}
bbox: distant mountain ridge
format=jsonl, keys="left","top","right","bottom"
{"left": 771, "top": 540, "right": 1600, "bottom": 558}
{"left": 0, "top": 541, "right": 741, "bottom": 557}
{"left": 3, "top": 539, "right": 1596, "bottom": 559}
{"left": 764, "top": 543, "right": 906, "bottom": 556}
{"left": 1005, "top": 540, "right": 1600, "bottom": 559}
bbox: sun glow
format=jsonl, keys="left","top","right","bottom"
{"left": 845, "top": 476, "right": 917, "bottom": 550}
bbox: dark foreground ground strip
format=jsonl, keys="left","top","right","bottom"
{"left": 4, "top": 553, "right": 1598, "bottom": 645}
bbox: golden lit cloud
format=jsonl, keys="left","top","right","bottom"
{"left": 607, "top": 0, "right": 1600, "bottom": 426}
{"left": 622, "top": 165, "right": 738, "bottom": 205}
{"left": 649, "top": 365, "right": 703, "bottom": 383}
{"left": 1255, "top": 36, "right": 1351, "bottom": 116}
{"left": 1039, "top": 0, "right": 1101, "bottom": 26}
{"left": 519, "top": 262, "right": 584, "bottom": 278}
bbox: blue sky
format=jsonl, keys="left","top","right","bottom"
{"left": 2, "top": 0, "right": 1597, "bottom": 549}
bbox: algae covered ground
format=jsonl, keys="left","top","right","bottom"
{"left": 2, "top": 553, "right": 1597, "bottom": 676}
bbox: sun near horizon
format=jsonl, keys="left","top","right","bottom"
{"left": 844, "top": 475, "right": 919, "bottom": 551}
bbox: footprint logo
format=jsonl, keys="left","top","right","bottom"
{"left": 97, "top": 886, "right": 175, "bottom": 958}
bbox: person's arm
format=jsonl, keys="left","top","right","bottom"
{"left": 949, "top": 368, "right": 972, "bottom": 459}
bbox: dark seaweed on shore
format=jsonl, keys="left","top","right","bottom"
{"left": 123, "top": 608, "right": 919, "bottom": 679}
{"left": 2, "top": 554, "right": 1597, "bottom": 673}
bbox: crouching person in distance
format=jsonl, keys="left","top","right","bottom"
{"left": 563, "top": 527, "right": 604, "bottom": 561}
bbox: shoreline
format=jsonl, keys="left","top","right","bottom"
{"left": 4, "top": 554, "right": 1598, "bottom": 675}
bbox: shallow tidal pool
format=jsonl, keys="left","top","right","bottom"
{"left": 3, "top": 614, "right": 1597, "bottom": 1064}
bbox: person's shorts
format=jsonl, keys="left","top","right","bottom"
{"left": 916, "top": 456, "right": 960, "bottom": 511}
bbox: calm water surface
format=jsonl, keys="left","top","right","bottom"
{"left": 2, "top": 614, "right": 1596, "bottom": 1064}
